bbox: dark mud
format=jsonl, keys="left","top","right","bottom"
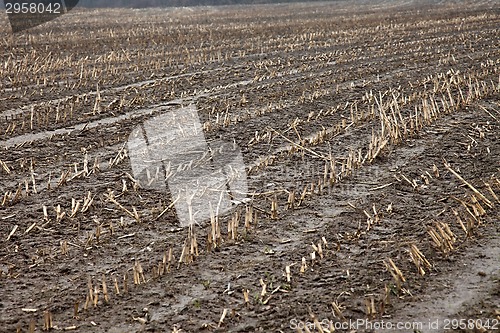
{"left": 0, "top": 1, "right": 499, "bottom": 332}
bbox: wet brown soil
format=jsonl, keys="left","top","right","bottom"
{"left": 0, "top": 1, "right": 499, "bottom": 332}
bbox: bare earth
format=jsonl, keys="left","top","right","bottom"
{"left": 0, "top": 1, "right": 499, "bottom": 332}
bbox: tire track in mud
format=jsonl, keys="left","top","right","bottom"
{"left": 0, "top": 66, "right": 240, "bottom": 119}
{"left": 382, "top": 233, "right": 499, "bottom": 333}
{"left": 1, "top": 3, "right": 499, "bottom": 332}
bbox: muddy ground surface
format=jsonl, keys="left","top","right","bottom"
{"left": 0, "top": 1, "right": 499, "bottom": 332}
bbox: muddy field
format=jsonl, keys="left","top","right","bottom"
{"left": 0, "top": 1, "right": 499, "bottom": 332}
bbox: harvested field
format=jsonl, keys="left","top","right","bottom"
{"left": 0, "top": 1, "right": 499, "bottom": 332}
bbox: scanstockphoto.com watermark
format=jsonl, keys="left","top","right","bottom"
{"left": 290, "top": 318, "right": 425, "bottom": 332}
{"left": 128, "top": 105, "right": 248, "bottom": 227}
{"left": 289, "top": 317, "right": 499, "bottom": 332}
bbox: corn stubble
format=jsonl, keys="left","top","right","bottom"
{"left": 3, "top": 4, "right": 499, "bottom": 332}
